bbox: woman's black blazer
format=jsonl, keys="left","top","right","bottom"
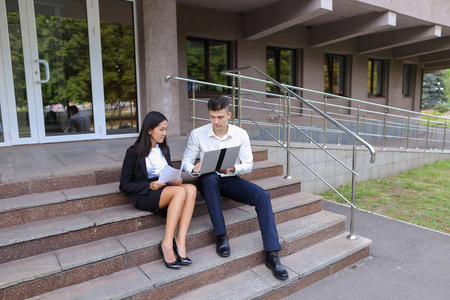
{"left": 119, "top": 146, "right": 172, "bottom": 206}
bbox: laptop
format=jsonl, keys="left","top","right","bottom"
{"left": 191, "top": 146, "right": 241, "bottom": 176}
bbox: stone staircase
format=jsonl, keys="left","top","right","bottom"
{"left": 0, "top": 146, "right": 371, "bottom": 300}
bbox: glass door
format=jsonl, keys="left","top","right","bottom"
{"left": 1, "top": 0, "right": 103, "bottom": 144}
{"left": 1, "top": 0, "right": 139, "bottom": 145}
{"left": 34, "top": 0, "right": 95, "bottom": 138}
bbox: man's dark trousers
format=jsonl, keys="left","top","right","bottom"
{"left": 197, "top": 172, "right": 282, "bottom": 252}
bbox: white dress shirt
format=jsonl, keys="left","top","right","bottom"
{"left": 182, "top": 123, "right": 253, "bottom": 177}
{"left": 145, "top": 144, "right": 168, "bottom": 178}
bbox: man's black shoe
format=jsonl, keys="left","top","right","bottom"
{"left": 216, "top": 234, "right": 230, "bottom": 257}
{"left": 265, "top": 251, "right": 288, "bottom": 280}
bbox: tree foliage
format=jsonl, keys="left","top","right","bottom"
{"left": 422, "top": 72, "right": 448, "bottom": 110}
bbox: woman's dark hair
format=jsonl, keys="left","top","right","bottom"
{"left": 133, "top": 111, "right": 169, "bottom": 158}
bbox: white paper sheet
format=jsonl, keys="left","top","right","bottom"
{"left": 158, "top": 161, "right": 184, "bottom": 184}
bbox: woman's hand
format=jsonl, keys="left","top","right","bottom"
{"left": 174, "top": 177, "right": 183, "bottom": 186}
{"left": 149, "top": 181, "right": 166, "bottom": 190}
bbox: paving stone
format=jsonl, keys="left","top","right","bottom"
{"left": 277, "top": 211, "right": 346, "bottom": 242}
{"left": 0, "top": 214, "right": 94, "bottom": 246}
{"left": 0, "top": 191, "right": 66, "bottom": 213}
{"left": 0, "top": 253, "right": 61, "bottom": 289}
{"left": 282, "top": 232, "right": 372, "bottom": 278}
{"left": 172, "top": 269, "right": 271, "bottom": 300}
{"left": 86, "top": 204, "right": 150, "bottom": 226}
{"left": 116, "top": 225, "right": 164, "bottom": 253}
{"left": 55, "top": 238, "right": 127, "bottom": 270}
{"left": 28, "top": 267, "right": 153, "bottom": 300}
{"left": 62, "top": 182, "right": 119, "bottom": 201}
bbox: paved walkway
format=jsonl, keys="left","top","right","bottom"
{"left": 0, "top": 136, "right": 189, "bottom": 184}
{"left": 287, "top": 200, "right": 450, "bottom": 300}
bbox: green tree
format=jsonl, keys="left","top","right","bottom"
{"left": 422, "top": 72, "right": 447, "bottom": 110}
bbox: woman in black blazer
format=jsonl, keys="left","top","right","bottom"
{"left": 120, "top": 111, "right": 196, "bottom": 269}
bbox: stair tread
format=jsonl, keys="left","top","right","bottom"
{"left": 0, "top": 204, "right": 150, "bottom": 246}
{"left": 172, "top": 232, "right": 372, "bottom": 300}
{"left": 0, "top": 160, "right": 284, "bottom": 215}
{"left": 0, "top": 174, "right": 300, "bottom": 248}
{"left": 27, "top": 231, "right": 371, "bottom": 300}
{"left": 0, "top": 194, "right": 326, "bottom": 290}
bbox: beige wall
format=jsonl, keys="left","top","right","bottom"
{"left": 173, "top": 3, "right": 425, "bottom": 135}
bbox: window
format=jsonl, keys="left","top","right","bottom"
{"left": 266, "top": 47, "right": 296, "bottom": 93}
{"left": 402, "top": 64, "right": 412, "bottom": 97}
{"left": 187, "top": 37, "right": 230, "bottom": 93}
{"left": 368, "top": 59, "right": 384, "bottom": 97}
{"left": 324, "top": 54, "right": 346, "bottom": 96}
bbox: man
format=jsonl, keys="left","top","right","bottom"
{"left": 65, "top": 105, "right": 91, "bottom": 133}
{"left": 182, "top": 96, "right": 288, "bottom": 280}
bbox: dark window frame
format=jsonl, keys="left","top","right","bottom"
{"left": 368, "top": 58, "right": 385, "bottom": 97}
{"left": 266, "top": 46, "right": 297, "bottom": 94}
{"left": 402, "top": 64, "right": 412, "bottom": 97}
{"left": 186, "top": 37, "right": 231, "bottom": 97}
{"left": 324, "top": 53, "right": 347, "bottom": 97}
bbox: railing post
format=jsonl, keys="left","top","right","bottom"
{"left": 283, "top": 92, "right": 287, "bottom": 145}
{"left": 232, "top": 77, "right": 236, "bottom": 126}
{"left": 348, "top": 105, "right": 360, "bottom": 240}
{"left": 406, "top": 115, "right": 410, "bottom": 151}
{"left": 399, "top": 119, "right": 404, "bottom": 149}
{"left": 361, "top": 113, "right": 366, "bottom": 147}
{"left": 382, "top": 110, "right": 387, "bottom": 150}
{"left": 192, "top": 83, "right": 196, "bottom": 130}
{"left": 337, "top": 109, "right": 341, "bottom": 145}
{"left": 426, "top": 117, "right": 430, "bottom": 152}
{"left": 347, "top": 142, "right": 358, "bottom": 240}
{"left": 443, "top": 120, "right": 447, "bottom": 153}
{"left": 238, "top": 72, "right": 242, "bottom": 128}
{"left": 285, "top": 94, "right": 292, "bottom": 180}
{"left": 323, "top": 96, "right": 328, "bottom": 148}
{"left": 278, "top": 97, "right": 282, "bottom": 141}
{"left": 310, "top": 111, "right": 314, "bottom": 143}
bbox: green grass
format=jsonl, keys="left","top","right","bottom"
{"left": 321, "top": 160, "right": 450, "bottom": 233}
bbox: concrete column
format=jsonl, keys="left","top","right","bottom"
{"left": 142, "top": 0, "right": 180, "bottom": 135}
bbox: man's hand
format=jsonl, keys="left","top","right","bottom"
{"left": 192, "top": 163, "right": 202, "bottom": 173}
{"left": 218, "top": 166, "right": 235, "bottom": 174}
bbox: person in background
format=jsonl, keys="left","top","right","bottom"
{"left": 64, "top": 105, "right": 90, "bottom": 132}
{"left": 120, "top": 111, "right": 197, "bottom": 269}
{"left": 182, "top": 96, "right": 288, "bottom": 280}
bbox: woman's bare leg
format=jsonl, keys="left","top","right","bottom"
{"left": 159, "top": 186, "right": 187, "bottom": 262}
{"left": 174, "top": 184, "right": 197, "bottom": 257}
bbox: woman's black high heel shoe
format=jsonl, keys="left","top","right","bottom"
{"left": 159, "top": 241, "right": 181, "bottom": 269}
{"left": 173, "top": 238, "right": 193, "bottom": 265}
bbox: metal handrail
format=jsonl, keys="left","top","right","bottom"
{"left": 222, "top": 66, "right": 376, "bottom": 163}
{"left": 226, "top": 72, "right": 450, "bottom": 123}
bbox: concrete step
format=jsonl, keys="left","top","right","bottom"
{"left": 1, "top": 192, "right": 324, "bottom": 298}
{"left": 172, "top": 232, "right": 372, "bottom": 300}
{"left": 20, "top": 210, "right": 351, "bottom": 300}
{"left": 0, "top": 176, "right": 301, "bottom": 264}
{"left": 0, "top": 147, "right": 270, "bottom": 200}
{"left": 0, "top": 159, "right": 284, "bottom": 229}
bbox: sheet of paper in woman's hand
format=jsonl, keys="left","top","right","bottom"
{"left": 158, "top": 161, "right": 184, "bottom": 184}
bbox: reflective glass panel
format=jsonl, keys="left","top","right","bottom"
{"left": 35, "top": 0, "right": 93, "bottom": 135}
{"left": 100, "top": 0, "right": 138, "bottom": 135}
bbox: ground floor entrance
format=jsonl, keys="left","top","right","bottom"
{"left": 0, "top": 0, "right": 139, "bottom": 146}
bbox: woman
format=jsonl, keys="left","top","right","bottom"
{"left": 120, "top": 111, "right": 196, "bottom": 269}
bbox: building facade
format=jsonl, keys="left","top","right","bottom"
{"left": 1, "top": 0, "right": 450, "bottom": 146}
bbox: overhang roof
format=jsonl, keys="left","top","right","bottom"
{"left": 177, "top": 0, "right": 450, "bottom": 71}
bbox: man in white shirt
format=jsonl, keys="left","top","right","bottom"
{"left": 183, "top": 96, "right": 288, "bottom": 280}
{"left": 65, "top": 105, "right": 91, "bottom": 133}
